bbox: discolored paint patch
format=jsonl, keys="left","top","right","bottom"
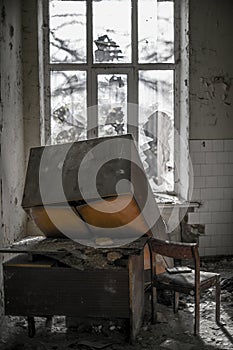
{"left": 1, "top": 5, "right": 6, "bottom": 24}
{"left": 9, "top": 25, "right": 14, "bottom": 37}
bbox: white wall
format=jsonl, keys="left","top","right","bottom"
{"left": 189, "top": 0, "right": 233, "bottom": 256}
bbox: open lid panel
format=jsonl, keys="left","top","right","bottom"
{"left": 22, "top": 134, "right": 166, "bottom": 246}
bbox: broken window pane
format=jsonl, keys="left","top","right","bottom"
{"left": 93, "top": 0, "right": 131, "bottom": 63}
{"left": 138, "top": 0, "right": 174, "bottom": 63}
{"left": 49, "top": 0, "right": 86, "bottom": 63}
{"left": 97, "top": 74, "right": 127, "bottom": 137}
{"left": 50, "top": 71, "right": 87, "bottom": 144}
{"left": 138, "top": 70, "right": 174, "bottom": 193}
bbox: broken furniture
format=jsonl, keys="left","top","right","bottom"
{"left": 1, "top": 134, "right": 166, "bottom": 343}
{"left": 2, "top": 236, "right": 149, "bottom": 341}
{"left": 21, "top": 134, "right": 165, "bottom": 242}
{"left": 149, "top": 238, "right": 221, "bottom": 335}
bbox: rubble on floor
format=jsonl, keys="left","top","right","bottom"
{"left": 0, "top": 257, "right": 232, "bottom": 350}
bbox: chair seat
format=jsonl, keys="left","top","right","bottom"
{"left": 154, "top": 270, "right": 219, "bottom": 292}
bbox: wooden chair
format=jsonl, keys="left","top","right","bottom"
{"left": 148, "top": 238, "right": 221, "bottom": 335}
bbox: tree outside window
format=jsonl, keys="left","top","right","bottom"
{"left": 41, "top": 0, "right": 179, "bottom": 194}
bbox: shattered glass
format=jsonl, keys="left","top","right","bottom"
{"left": 97, "top": 74, "right": 128, "bottom": 137}
{"left": 48, "top": 0, "right": 175, "bottom": 193}
{"left": 138, "top": 70, "right": 174, "bottom": 193}
{"left": 93, "top": 0, "right": 131, "bottom": 63}
{"left": 50, "top": 71, "right": 87, "bottom": 144}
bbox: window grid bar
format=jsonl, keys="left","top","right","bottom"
{"left": 43, "top": 0, "right": 51, "bottom": 144}
{"left": 174, "top": 0, "right": 181, "bottom": 132}
{"left": 87, "top": 68, "right": 98, "bottom": 138}
{"left": 45, "top": 0, "right": 177, "bottom": 161}
{"left": 86, "top": 0, "right": 93, "bottom": 66}
{"left": 132, "top": 0, "right": 138, "bottom": 66}
{"left": 49, "top": 63, "right": 176, "bottom": 71}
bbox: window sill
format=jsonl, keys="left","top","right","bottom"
{"left": 153, "top": 193, "right": 200, "bottom": 209}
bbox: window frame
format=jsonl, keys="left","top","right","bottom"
{"left": 38, "top": 0, "right": 190, "bottom": 200}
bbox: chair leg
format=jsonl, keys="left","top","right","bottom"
{"left": 152, "top": 287, "right": 158, "bottom": 324}
{"left": 215, "top": 275, "right": 221, "bottom": 324}
{"left": 194, "top": 289, "right": 200, "bottom": 336}
{"left": 28, "top": 316, "right": 35, "bottom": 338}
{"left": 173, "top": 292, "right": 179, "bottom": 313}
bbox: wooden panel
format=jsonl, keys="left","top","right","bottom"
{"left": 78, "top": 195, "right": 148, "bottom": 238}
{"left": 128, "top": 252, "right": 144, "bottom": 343}
{"left": 150, "top": 238, "right": 196, "bottom": 260}
{"left": 21, "top": 134, "right": 163, "bottom": 242}
{"left": 144, "top": 244, "right": 151, "bottom": 270}
{"left": 29, "top": 205, "right": 90, "bottom": 239}
{"left": 4, "top": 265, "right": 129, "bottom": 318}
{"left": 3, "top": 254, "right": 55, "bottom": 268}
{"left": 22, "top": 135, "right": 132, "bottom": 208}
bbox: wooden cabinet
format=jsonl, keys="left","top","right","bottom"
{"left": 3, "top": 251, "right": 145, "bottom": 342}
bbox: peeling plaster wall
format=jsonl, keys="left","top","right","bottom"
{"left": 189, "top": 0, "right": 233, "bottom": 139}
{"left": 0, "top": 0, "right": 26, "bottom": 314}
{"left": 1, "top": 0, "right": 26, "bottom": 245}
{"left": 22, "top": 0, "right": 41, "bottom": 156}
{"left": 189, "top": 0, "right": 233, "bottom": 256}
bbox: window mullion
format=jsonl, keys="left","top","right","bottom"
{"left": 131, "top": 0, "right": 138, "bottom": 66}
{"left": 87, "top": 69, "right": 98, "bottom": 139}
{"left": 40, "top": 0, "right": 51, "bottom": 145}
{"left": 87, "top": 0, "right": 93, "bottom": 67}
{"left": 128, "top": 68, "right": 138, "bottom": 142}
{"left": 86, "top": 0, "right": 97, "bottom": 138}
{"left": 129, "top": 0, "right": 138, "bottom": 141}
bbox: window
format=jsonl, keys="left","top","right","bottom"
{"left": 39, "top": 0, "right": 189, "bottom": 198}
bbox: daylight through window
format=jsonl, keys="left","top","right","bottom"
{"left": 43, "top": 0, "right": 178, "bottom": 194}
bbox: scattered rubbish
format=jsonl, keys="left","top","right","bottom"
{"left": 77, "top": 339, "right": 113, "bottom": 349}
{"left": 107, "top": 251, "right": 122, "bottom": 262}
{"left": 95, "top": 237, "right": 114, "bottom": 246}
{"left": 160, "top": 338, "right": 194, "bottom": 350}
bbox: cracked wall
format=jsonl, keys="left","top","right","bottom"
{"left": 189, "top": 0, "right": 233, "bottom": 139}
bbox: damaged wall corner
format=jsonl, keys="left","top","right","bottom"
{"left": 0, "top": 0, "right": 27, "bottom": 315}
{"left": 189, "top": 0, "right": 233, "bottom": 140}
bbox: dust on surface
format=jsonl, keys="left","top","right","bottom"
{"left": 0, "top": 258, "right": 232, "bottom": 350}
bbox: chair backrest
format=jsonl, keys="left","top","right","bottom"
{"left": 149, "top": 238, "right": 199, "bottom": 262}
